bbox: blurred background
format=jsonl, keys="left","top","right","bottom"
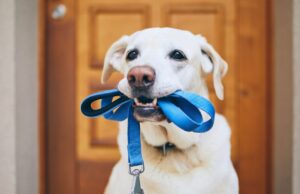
{"left": 0, "top": 0, "right": 299, "bottom": 194}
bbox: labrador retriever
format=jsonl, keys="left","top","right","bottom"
{"left": 102, "top": 27, "right": 238, "bottom": 194}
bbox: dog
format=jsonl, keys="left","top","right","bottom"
{"left": 101, "top": 27, "right": 238, "bottom": 194}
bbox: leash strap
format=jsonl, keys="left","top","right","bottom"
{"left": 81, "top": 89, "right": 215, "bottom": 168}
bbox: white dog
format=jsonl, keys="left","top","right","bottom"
{"left": 101, "top": 27, "right": 238, "bottom": 194}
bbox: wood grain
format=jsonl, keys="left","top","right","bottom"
{"left": 38, "top": 0, "right": 46, "bottom": 193}
{"left": 45, "top": 0, "right": 77, "bottom": 194}
{"left": 79, "top": 160, "right": 115, "bottom": 194}
{"left": 266, "top": 0, "right": 274, "bottom": 193}
{"left": 238, "top": 0, "right": 272, "bottom": 193}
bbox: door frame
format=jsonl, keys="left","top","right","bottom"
{"left": 40, "top": 0, "right": 77, "bottom": 193}
{"left": 40, "top": 0, "right": 274, "bottom": 193}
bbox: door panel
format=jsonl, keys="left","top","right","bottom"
{"left": 45, "top": 0, "right": 272, "bottom": 193}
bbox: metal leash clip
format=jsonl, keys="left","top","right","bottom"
{"left": 129, "top": 165, "right": 145, "bottom": 194}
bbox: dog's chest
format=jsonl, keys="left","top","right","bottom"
{"left": 141, "top": 171, "right": 215, "bottom": 194}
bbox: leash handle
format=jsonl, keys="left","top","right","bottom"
{"left": 81, "top": 89, "right": 130, "bottom": 119}
{"left": 159, "top": 91, "right": 215, "bottom": 133}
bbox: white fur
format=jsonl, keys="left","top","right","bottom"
{"left": 102, "top": 28, "right": 238, "bottom": 194}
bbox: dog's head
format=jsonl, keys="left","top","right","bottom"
{"left": 102, "top": 28, "right": 227, "bottom": 122}
{"left": 102, "top": 28, "right": 228, "bottom": 167}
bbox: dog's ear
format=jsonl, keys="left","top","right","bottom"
{"left": 101, "top": 35, "right": 129, "bottom": 83}
{"left": 196, "top": 35, "right": 228, "bottom": 100}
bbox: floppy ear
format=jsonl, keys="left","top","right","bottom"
{"left": 197, "top": 35, "right": 228, "bottom": 100}
{"left": 101, "top": 35, "right": 129, "bottom": 83}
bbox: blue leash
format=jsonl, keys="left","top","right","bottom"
{"left": 81, "top": 89, "right": 215, "bottom": 169}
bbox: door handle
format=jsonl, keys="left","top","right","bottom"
{"left": 51, "top": 4, "right": 67, "bottom": 20}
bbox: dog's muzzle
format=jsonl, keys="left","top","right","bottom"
{"left": 127, "top": 65, "right": 155, "bottom": 93}
{"left": 127, "top": 66, "right": 164, "bottom": 121}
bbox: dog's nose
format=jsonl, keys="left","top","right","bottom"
{"left": 127, "top": 66, "right": 155, "bottom": 89}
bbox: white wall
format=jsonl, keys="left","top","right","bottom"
{"left": 0, "top": 0, "right": 38, "bottom": 193}
{"left": 15, "top": 0, "right": 38, "bottom": 193}
{"left": 274, "top": 0, "right": 300, "bottom": 193}
{"left": 0, "top": 0, "right": 17, "bottom": 193}
{"left": 274, "top": 0, "right": 293, "bottom": 193}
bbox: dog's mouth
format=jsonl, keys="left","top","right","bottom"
{"left": 133, "top": 96, "right": 166, "bottom": 122}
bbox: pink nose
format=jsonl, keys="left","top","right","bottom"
{"left": 127, "top": 66, "right": 155, "bottom": 89}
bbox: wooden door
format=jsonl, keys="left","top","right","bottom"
{"left": 45, "top": 0, "right": 272, "bottom": 194}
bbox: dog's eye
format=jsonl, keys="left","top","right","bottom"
{"left": 169, "top": 50, "right": 187, "bottom": 61}
{"left": 126, "top": 49, "right": 139, "bottom": 61}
